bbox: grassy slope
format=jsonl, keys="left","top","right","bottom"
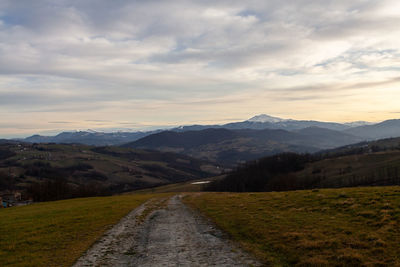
{"left": 296, "top": 151, "right": 400, "bottom": 188}
{"left": 0, "top": 194, "right": 164, "bottom": 267}
{"left": 185, "top": 187, "right": 400, "bottom": 266}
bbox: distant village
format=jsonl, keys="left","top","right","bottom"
{"left": 0, "top": 190, "right": 32, "bottom": 208}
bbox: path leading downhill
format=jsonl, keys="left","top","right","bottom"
{"left": 73, "top": 195, "right": 261, "bottom": 267}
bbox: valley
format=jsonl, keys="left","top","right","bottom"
{"left": 0, "top": 143, "right": 220, "bottom": 201}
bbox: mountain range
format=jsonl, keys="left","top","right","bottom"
{"left": 123, "top": 127, "right": 362, "bottom": 165}
{"left": 12, "top": 115, "right": 400, "bottom": 165}
{"left": 20, "top": 130, "right": 160, "bottom": 146}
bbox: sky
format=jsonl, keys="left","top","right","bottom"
{"left": 1, "top": 0, "right": 400, "bottom": 137}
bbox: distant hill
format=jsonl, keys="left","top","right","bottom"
{"left": 6, "top": 116, "right": 400, "bottom": 160}
{"left": 0, "top": 139, "right": 20, "bottom": 145}
{"left": 344, "top": 119, "right": 400, "bottom": 139}
{"left": 173, "top": 118, "right": 351, "bottom": 132}
{"left": 206, "top": 146, "right": 400, "bottom": 192}
{"left": 294, "top": 127, "right": 363, "bottom": 148}
{"left": 124, "top": 127, "right": 362, "bottom": 165}
{"left": 316, "top": 136, "right": 400, "bottom": 158}
{"left": 126, "top": 128, "right": 241, "bottom": 149}
{"left": 0, "top": 143, "right": 221, "bottom": 196}
{"left": 10, "top": 115, "right": 400, "bottom": 149}
{"left": 174, "top": 114, "right": 361, "bottom": 132}
{"left": 21, "top": 130, "right": 158, "bottom": 146}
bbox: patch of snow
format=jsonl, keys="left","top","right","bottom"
{"left": 344, "top": 121, "right": 372, "bottom": 127}
{"left": 247, "top": 114, "right": 286, "bottom": 123}
{"left": 191, "top": 181, "right": 211, "bottom": 185}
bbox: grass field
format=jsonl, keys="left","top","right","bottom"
{"left": 132, "top": 176, "right": 224, "bottom": 194}
{"left": 0, "top": 194, "right": 163, "bottom": 267}
{"left": 184, "top": 186, "right": 400, "bottom": 266}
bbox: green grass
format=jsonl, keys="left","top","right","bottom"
{"left": 0, "top": 194, "right": 163, "bottom": 267}
{"left": 184, "top": 186, "right": 400, "bottom": 266}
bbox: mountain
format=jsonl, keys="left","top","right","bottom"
{"left": 21, "top": 130, "right": 158, "bottom": 146}
{"left": 125, "top": 128, "right": 240, "bottom": 149}
{"left": 344, "top": 119, "right": 400, "bottom": 139}
{"left": 173, "top": 114, "right": 357, "bottom": 132}
{"left": 294, "top": 127, "right": 363, "bottom": 148}
{"left": 228, "top": 119, "right": 350, "bottom": 131}
{"left": 343, "top": 121, "right": 372, "bottom": 127}
{"left": 8, "top": 115, "right": 398, "bottom": 149}
{"left": 124, "top": 127, "right": 361, "bottom": 165}
{"left": 247, "top": 114, "right": 285, "bottom": 123}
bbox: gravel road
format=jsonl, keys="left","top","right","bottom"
{"left": 73, "top": 195, "right": 261, "bottom": 267}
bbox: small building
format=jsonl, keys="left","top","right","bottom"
{"left": 0, "top": 190, "right": 24, "bottom": 208}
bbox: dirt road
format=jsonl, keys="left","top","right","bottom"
{"left": 73, "top": 195, "right": 261, "bottom": 267}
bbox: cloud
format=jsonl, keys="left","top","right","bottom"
{"left": 1, "top": 0, "right": 400, "bottom": 136}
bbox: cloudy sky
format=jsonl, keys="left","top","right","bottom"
{"left": 1, "top": 0, "right": 400, "bottom": 137}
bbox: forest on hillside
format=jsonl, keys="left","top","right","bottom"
{"left": 206, "top": 141, "right": 400, "bottom": 192}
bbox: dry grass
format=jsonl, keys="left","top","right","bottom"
{"left": 184, "top": 186, "right": 400, "bottom": 266}
{"left": 0, "top": 194, "right": 166, "bottom": 267}
{"left": 131, "top": 176, "right": 223, "bottom": 194}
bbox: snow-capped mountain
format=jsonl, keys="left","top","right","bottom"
{"left": 247, "top": 114, "right": 286, "bottom": 123}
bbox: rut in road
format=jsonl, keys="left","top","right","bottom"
{"left": 74, "top": 195, "right": 261, "bottom": 267}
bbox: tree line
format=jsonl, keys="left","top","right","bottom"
{"left": 205, "top": 148, "right": 400, "bottom": 192}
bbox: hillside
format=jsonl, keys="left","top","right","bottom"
{"left": 185, "top": 187, "right": 400, "bottom": 266}
{"left": 344, "top": 119, "right": 400, "bottom": 139}
{"left": 0, "top": 143, "right": 220, "bottom": 200}
{"left": 124, "top": 127, "right": 362, "bottom": 165}
{"left": 21, "top": 130, "right": 158, "bottom": 146}
{"left": 318, "top": 136, "right": 400, "bottom": 158}
{"left": 206, "top": 146, "right": 400, "bottom": 192}
{"left": 0, "top": 193, "right": 161, "bottom": 267}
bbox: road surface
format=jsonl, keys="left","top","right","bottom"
{"left": 73, "top": 195, "right": 261, "bottom": 267}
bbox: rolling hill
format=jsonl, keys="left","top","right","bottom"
{"left": 205, "top": 139, "right": 400, "bottom": 192}
{"left": 0, "top": 143, "right": 220, "bottom": 199}
{"left": 124, "top": 127, "right": 362, "bottom": 165}
{"left": 21, "top": 130, "right": 159, "bottom": 146}
{"left": 344, "top": 119, "right": 400, "bottom": 139}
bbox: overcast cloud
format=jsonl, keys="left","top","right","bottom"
{"left": 1, "top": 0, "right": 400, "bottom": 137}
